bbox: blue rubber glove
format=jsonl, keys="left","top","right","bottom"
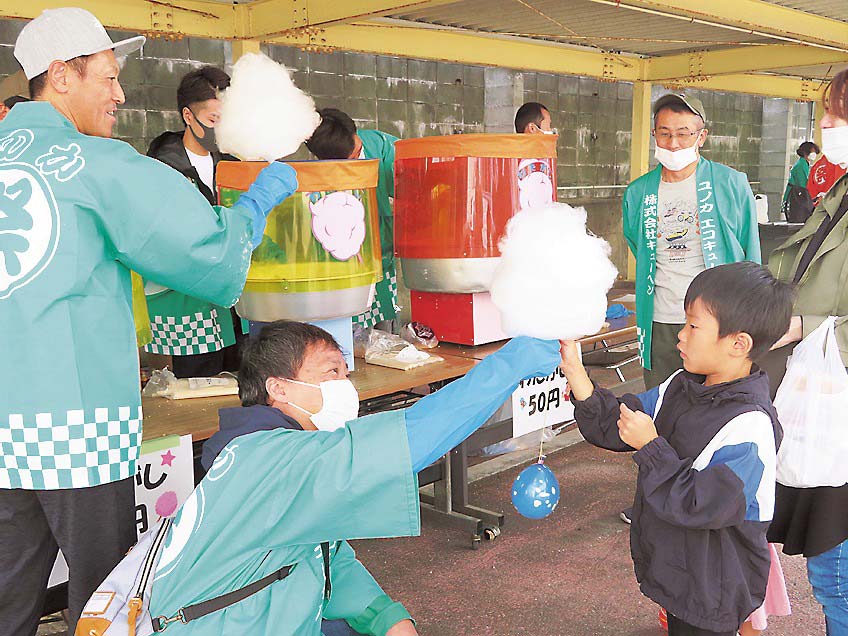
{"left": 404, "top": 336, "right": 561, "bottom": 472}
{"left": 233, "top": 161, "right": 298, "bottom": 248}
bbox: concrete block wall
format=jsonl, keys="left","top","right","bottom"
{"left": 260, "top": 43, "right": 486, "bottom": 162}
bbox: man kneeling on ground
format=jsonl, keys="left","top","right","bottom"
{"left": 144, "top": 321, "right": 562, "bottom": 635}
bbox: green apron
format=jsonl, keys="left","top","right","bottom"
{"left": 148, "top": 410, "right": 420, "bottom": 635}
{"left": 0, "top": 102, "right": 255, "bottom": 490}
{"left": 622, "top": 158, "right": 761, "bottom": 369}
{"left": 355, "top": 130, "right": 399, "bottom": 327}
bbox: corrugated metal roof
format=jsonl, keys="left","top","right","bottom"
{"left": 765, "top": 64, "right": 844, "bottom": 80}
{"left": 762, "top": 0, "right": 848, "bottom": 22}
{"left": 389, "top": 0, "right": 789, "bottom": 56}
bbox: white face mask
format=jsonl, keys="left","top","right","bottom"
{"left": 808, "top": 152, "right": 818, "bottom": 163}
{"left": 284, "top": 378, "right": 360, "bottom": 431}
{"left": 654, "top": 144, "right": 699, "bottom": 172}
{"left": 822, "top": 127, "right": 848, "bottom": 169}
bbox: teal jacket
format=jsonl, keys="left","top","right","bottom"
{"left": 623, "top": 158, "right": 761, "bottom": 369}
{"left": 149, "top": 410, "right": 420, "bottom": 636}
{"left": 0, "top": 102, "right": 256, "bottom": 490}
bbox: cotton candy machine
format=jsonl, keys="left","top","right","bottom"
{"left": 393, "top": 134, "right": 557, "bottom": 344}
{"left": 217, "top": 159, "right": 382, "bottom": 322}
{"left": 394, "top": 134, "right": 557, "bottom": 293}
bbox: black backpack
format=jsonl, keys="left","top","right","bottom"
{"left": 784, "top": 185, "right": 815, "bottom": 223}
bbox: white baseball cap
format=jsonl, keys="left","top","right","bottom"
{"left": 14, "top": 8, "right": 145, "bottom": 80}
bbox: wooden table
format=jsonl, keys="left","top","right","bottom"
{"left": 141, "top": 353, "right": 478, "bottom": 443}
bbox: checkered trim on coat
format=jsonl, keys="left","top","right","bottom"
{"left": 0, "top": 406, "right": 143, "bottom": 489}
{"left": 353, "top": 269, "right": 399, "bottom": 328}
{"left": 145, "top": 309, "right": 225, "bottom": 356}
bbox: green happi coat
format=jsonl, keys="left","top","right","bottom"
{"left": 356, "top": 129, "right": 399, "bottom": 327}
{"left": 0, "top": 102, "right": 255, "bottom": 490}
{"left": 623, "top": 158, "right": 761, "bottom": 370}
{"left": 149, "top": 411, "right": 419, "bottom": 635}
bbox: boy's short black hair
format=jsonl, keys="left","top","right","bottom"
{"left": 239, "top": 320, "right": 341, "bottom": 407}
{"left": 176, "top": 66, "right": 230, "bottom": 116}
{"left": 305, "top": 108, "right": 357, "bottom": 159}
{"left": 684, "top": 262, "right": 794, "bottom": 361}
{"left": 514, "top": 102, "right": 549, "bottom": 133}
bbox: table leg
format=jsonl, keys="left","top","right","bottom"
{"left": 450, "top": 441, "right": 505, "bottom": 530}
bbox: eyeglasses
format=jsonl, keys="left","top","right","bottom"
{"left": 653, "top": 129, "right": 704, "bottom": 142}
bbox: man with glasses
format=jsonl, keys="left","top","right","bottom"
{"left": 623, "top": 94, "right": 761, "bottom": 391}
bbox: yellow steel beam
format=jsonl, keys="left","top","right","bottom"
{"left": 660, "top": 73, "right": 827, "bottom": 101}
{"left": 814, "top": 101, "right": 824, "bottom": 150}
{"left": 245, "top": 0, "right": 456, "bottom": 40}
{"left": 584, "top": 0, "right": 848, "bottom": 51}
{"left": 646, "top": 45, "right": 848, "bottom": 82}
{"left": 0, "top": 0, "right": 237, "bottom": 40}
{"left": 627, "top": 80, "right": 652, "bottom": 280}
{"left": 269, "top": 20, "right": 641, "bottom": 81}
{"left": 232, "top": 39, "right": 261, "bottom": 61}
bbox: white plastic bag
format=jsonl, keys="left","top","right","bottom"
{"left": 774, "top": 316, "right": 848, "bottom": 488}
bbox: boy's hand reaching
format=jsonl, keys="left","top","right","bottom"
{"left": 618, "top": 403, "right": 658, "bottom": 450}
{"left": 559, "top": 340, "right": 593, "bottom": 401}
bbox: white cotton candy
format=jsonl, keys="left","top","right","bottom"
{"left": 490, "top": 202, "right": 618, "bottom": 340}
{"left": 216, "top": 53, "right": 321, "bottom": 161}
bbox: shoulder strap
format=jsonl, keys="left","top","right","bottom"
{"left": 152, "top": 543, "right": 333, "bottom": 632}
{"left": 793, "top": 190, "right": 848, "bottom": 283}
{"left": 321, "top": 541, "right": 332, "bottom": 600}
{"left": 152, "top": 565, "right": 294, "bottom": 632}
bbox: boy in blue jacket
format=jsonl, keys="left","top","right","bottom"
{"left": 560, "top": 262, "right": 793, "bottom": 636}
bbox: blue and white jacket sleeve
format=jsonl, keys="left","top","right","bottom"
{"left": 634, "top": 410, "right": 777, "bottom": 530}
{"left": 572, "top": 382, "right": 663, "bottom": 453}
{"left": 404, "top": 337, "right": 561, "bottom": 472}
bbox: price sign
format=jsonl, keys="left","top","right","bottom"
{"left": 512, "top": 367, "right": 575, "bottom": 438}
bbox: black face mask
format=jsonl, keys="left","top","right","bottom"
{"left": 187, "top": 108, "right": 218, "bottom": 153}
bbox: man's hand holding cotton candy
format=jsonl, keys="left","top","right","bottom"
{"left": 490, "top": 202, "right": 618, "bottom": 340}
{"left": 233, "top": 162, "right": 298, "bottom": 248}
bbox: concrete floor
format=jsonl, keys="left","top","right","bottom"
{"left": 38, "top": 438, "right": 825, "bottom": 635}
{"left": 352, "top": 441, "right": 825, "bottom": 635}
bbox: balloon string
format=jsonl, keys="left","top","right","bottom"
{"left": 538, "top": 433, "right": 544, "bottom": 464}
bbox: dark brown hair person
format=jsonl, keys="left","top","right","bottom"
{"left": 824, "top": 68, "right": 848, "bottom": 120}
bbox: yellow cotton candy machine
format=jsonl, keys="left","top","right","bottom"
{"left": 217, "top": 160, "right": 382, "bottom": 322}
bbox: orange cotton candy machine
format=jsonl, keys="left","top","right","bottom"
{"left": 217, "top": 160, "right": 382, "bottom": 322}
{"left": 394, "top": 134, "right": 557, "bottom": 293}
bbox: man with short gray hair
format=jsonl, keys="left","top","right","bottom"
{"left": 623, "top": 93, "right": 761, "bottom": 390}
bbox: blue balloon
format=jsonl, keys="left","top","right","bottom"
{"left": 511, "top": 462, "right": 560, "bottom": 519}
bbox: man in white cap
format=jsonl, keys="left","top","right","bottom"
{"left": 0, "top": 8, "right": 297, "bottom": 635}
